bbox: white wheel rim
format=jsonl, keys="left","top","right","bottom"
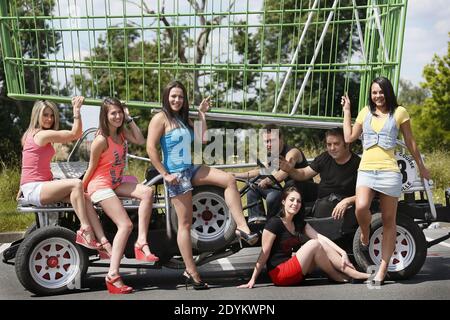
{"left": 29, "top": 237, "right": 81, "bottom": 289}
{"left": 191, "top": 191, "right": 232, "bottom": 242}
{"left": 369, "top": 226, "right": 417, "bottom": 272}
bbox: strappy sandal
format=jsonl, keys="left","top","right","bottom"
{"left": 105, "top": 274, "right": 133, "bottom": 294}
{"left": 97, "top": 240, "right": 112, "bottom": 260}
{"left": 76, "top": 226, "right": 101, "bottom": 250}
{"left": 134, "top": 242, "right": 159, "bottom": 262}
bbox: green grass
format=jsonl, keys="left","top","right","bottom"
{"left": 424, "top": 150, "right": 450, "bottom": 205}
{"left": 0, "top": 164, "right": 35, "bottom": 232}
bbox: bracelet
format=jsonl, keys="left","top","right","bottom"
{"left": 73, "top": 115, "right": 80, "bottom": 119}
{"left": 126, "top": 117, "right": 133, "bottom": 124}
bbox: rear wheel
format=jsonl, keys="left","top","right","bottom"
{"left": 353, "top": 213, "right": 427, "bottom": 280}
{"left": 15, "top": 226, "right": 89, "bottom": 296}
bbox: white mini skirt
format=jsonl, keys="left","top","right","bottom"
{"left": 356, "top": 170, "right": 402, "bottom": 198}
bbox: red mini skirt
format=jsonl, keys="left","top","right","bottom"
{"left": 268, "top": 256, "right": 304, "bottom": 286}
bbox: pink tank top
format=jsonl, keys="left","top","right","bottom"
{"left": 87, "top": 134, "right": 127, "bottom": 195}
{"left": 20, "top": 133, "right": 55, "bottom": 185}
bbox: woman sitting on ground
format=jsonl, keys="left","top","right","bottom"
{"left": 238, "top": 186, "right": 370, "bottom": 288}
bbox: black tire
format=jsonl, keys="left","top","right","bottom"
{"left": 170, "top": 185, "right": 237, "bottom": 252}
{"left": 15, "top": 226, "right": 89, "bottom": 296}
{"left": 353, "top": 213, "right": 427, "bottom": 280}
{"left": 24, "top": 222, "right": 38, "bottom": 238}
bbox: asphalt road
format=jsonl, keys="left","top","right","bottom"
{"left": 1, "top": 227, "right": 449, "bottom": 302}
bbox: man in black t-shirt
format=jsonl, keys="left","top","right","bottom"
{"left": 281, "top": 128, "right": 360, "bottom": 221}
{"left": 234, "top": 125, "right": 312, "bottom": 224}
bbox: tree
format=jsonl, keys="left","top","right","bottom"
{"left": 406, "top": 34, "right": 450, "bottom": 152}
{"left": 398, "top": 79, "right": 429, "bottom": 106}
{"left": 0, "top": 0, "right": 61, "bottom": 165}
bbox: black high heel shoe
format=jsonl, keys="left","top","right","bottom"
{"left": 235, "top": 229, "right": 259, "bottom": 247}
{"left": 183, "top": 270, "right": 209, "bottom": 290}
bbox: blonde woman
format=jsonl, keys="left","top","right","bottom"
{"left": 19, "top": 97, "right": 108, "bottom": 252}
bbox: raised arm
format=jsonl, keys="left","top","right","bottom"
{"left": 400, "top": 120, "right": 431, "bottom": 180}
{"left": 122, "top": 106, "right": 145, "bottom": 145}
{"left": 35, "top": 96, "right": 85, "bottom": 146}
{"left": 191, "top": 96, "right": 211, "bottom": 144}
{"left": 237, "top": 229, "right": 276, "bottom": 289}
{"left": 341, "top": 94, "right": 362, "bottom": 144}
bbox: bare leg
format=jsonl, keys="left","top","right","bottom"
{"left": 319, "top": 240, "right": 370, "bottom": 280}
{"left": 41, "top": 179, "right": 91, "bottom": 227}
{"left": 355, "top": 186, "right": 376, "bottom": 246}
{"left": 192, "top": 166, "right": 251, "bottom": 234}
{"left": 41, "top": 179, "right": 98, "bottom": 244}
{"left": 171, "top": 192, "right": 205, "bottom": 284}
{"left": 99, "top": 196, "right": 133, "bottom": 284}
{"left": 84, "top": 195, "right": 112, "bottom": 254}
{"left": 295, "top": 240, "right": 348, "bottom": 282}
{"left": 116, "top": 183, "right": 154, "bottom": 256}
{"left": 375, "top": 193, "right": 398, "bottom": 282}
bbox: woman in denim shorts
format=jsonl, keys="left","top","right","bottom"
{"left": 342, "top": 77, "right": 430, "bottom": 285}
{"left": 147, "top": 80, "right": 259, "bottom": 290}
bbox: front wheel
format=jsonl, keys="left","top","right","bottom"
{"left": 15, "top": 226, "right": 89, "bottom": 296}
{"left": 353, "top": 213, "right": 427, "bottom": 280}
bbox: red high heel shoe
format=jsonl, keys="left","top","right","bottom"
{"left": 105, "top": 274, "right": 133, "bottom": 294}
{"left": 97, "top": 240, "right": 112, "bottom": 260}
{"left": 76, "top": 226, "right": 101, "bottom": 250}
{"left": 134, "top": 242, "right": 159, "bottom": 262}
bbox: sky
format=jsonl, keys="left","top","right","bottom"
{"left": 401, "top": 0, "right": 450, "bottom": 85}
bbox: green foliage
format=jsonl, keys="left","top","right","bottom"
{"left": 398, "top": 79, "right": 429, "bottom": 106}
{"left": 425, "top": 150, "right": 450, "bottom": 205}
{"left": 0, "top": 0, "right": 61, "bottom": 165}
{"left": 405, "top": 34, "right": 450, "bottom": 152}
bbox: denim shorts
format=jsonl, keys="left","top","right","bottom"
{"left": 356, "top": 170, "right": 402, "bottom": 198}
{"left": 166, "top": 165, "right": 201, "bottom": 198}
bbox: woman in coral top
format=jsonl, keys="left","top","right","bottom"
{"left": 83, "top": 97, "right": 157, "bottom": 294}
{"left": 342, "top": 77, "right": 430, "bottom": 285}
{"left": 19, "top": 97, "right": 106, "bottom": 251}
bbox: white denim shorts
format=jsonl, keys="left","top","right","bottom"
{"left": 90, "top": 188, "right": 116, "bottom": 203}
{"left": 356, "top": 170, "right": 402, "bottom": 198}
{"left": 20, "top": 182, "right": 44, "bottom": 206}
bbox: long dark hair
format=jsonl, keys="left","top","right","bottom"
{"left": 279, "top": 186, "right": 302, "bottom": 218}
{"left": 99, "top": 97, "right": 125, "bottom": 138}
{"left": 369, "top": 76, "right": 398, "bottom": 116}
{"left": 162, "top": 80, "right": 192, "bottom": 128}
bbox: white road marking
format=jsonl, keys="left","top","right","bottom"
{"left": 217, "top": 258, "right": 235, "bottom": 271}
{"left": 0, "top": 243, "right": 10, "bottom": 255}
{"left": 426, "top": 237, "right": 450, "bottom": 249}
